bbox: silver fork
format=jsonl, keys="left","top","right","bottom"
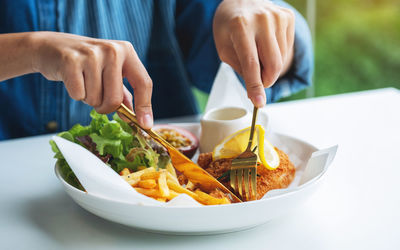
{"left": 230, "top": 106, "right": 258, "bottom": 201}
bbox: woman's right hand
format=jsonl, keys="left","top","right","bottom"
{"left": 29, "top": 32, "right": 153, "bottom": 128}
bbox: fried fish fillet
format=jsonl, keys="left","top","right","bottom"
{"left": 198, "top": 148, "right": 295, "bottom": 200}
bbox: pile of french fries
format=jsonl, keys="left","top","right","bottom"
{"left": 119, "top": 164, "right": 230, "bottom": 205}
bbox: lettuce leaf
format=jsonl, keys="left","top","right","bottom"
{"left": 50, "top": 109, "right": 164, "bottom": 189}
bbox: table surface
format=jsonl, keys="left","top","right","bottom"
{"left": 1, "top": 88, "right": 399, "bottom": 250}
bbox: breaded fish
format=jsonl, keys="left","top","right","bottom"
{"left": 198, "top": 148, "right": 295, "bottom": 200}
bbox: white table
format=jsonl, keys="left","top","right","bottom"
{"left": 1, "top": 88, "right": 399, "bottom": 250}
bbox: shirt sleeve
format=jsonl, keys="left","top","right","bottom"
{"left": 265, "top": 0, "right": 314, "bottom": 103}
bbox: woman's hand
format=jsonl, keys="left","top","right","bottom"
{"left": 213, "top": 0, "right": 295, "bottom": 107}
{"left": 30, "top": 32, "right": 153, "bottom": 128}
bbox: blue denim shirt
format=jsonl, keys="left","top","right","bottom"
{"left": 0, "top": 0, "right": 313, "bottom": 140}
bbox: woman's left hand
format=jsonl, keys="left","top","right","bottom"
{"left": 213, "top": 0, "right": 295, "bottom": 107}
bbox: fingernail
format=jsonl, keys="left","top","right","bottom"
{"left": 142, "top": 114, "right": 153, "bottom": 129}
{"left": 254, "top": 95, "right": 266, "bottom": 107}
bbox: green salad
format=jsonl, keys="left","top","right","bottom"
{"left": 50, "top": 110, "right": 169, "bottom": 190}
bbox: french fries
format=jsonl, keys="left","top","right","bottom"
{"left": 134, "top": 187, "right": 161, "bottom": 197}
{"left": 137, "top": 179, "right": 157, "bottom": 189}
{"left": 166, "top": 162, "right": 177, "bottom": 179}
{"left": 141, "top": 171, "right": 160, "bottom": 180}
{"left": 158, "top": 170, "right": 170, "bottom": 197}
{"left": 120, "top": 168, "right": 130, "bottom": 176}
{"left": 194, "top": 190, "right": 230, "bottom": 205}
{"left": 119, "top": 166, "right": 231, "bottom": 205}
{"left": 166, "top": 172, "right": 179, "bottom": 185}
{"left": 186, "top": 180, "right": 196, "bottom": 190}
{"left": 121, "top": 167, "right": 156, "bottom": 186}
{"left": 166, "top": 179, "right": 197, "bottom": 200}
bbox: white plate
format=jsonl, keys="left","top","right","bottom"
{"left": 55, "top": 123, "right": 321, "bottom": 235}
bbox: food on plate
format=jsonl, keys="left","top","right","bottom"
{"left": 198, "top": 125, "right": 295, "bottom": 200}
{"left": 50, "top": 110, "right": 230, "bottom": 205}
{"left": 213, "top": 125, "right": 279, "bottom": 170}
{"left": 119, "top": 164, "right": 230, "bottom": 205}
{"left": 50, "top": 110, "right": 295, "bottom": 205}
{"left": 152, "top": 124, "right": 199, "bottom": 159}
{"left": 50, "top": 110, "right": 162, "bottom": 190}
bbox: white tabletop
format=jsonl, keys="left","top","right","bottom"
{"left": 1, "top": 88, "right": 399, "bottom": 250}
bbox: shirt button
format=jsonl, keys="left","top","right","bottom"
{"left": 46, "top": 121, "right": 58, "bottom": 132}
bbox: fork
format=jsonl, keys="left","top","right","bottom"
{"left": 117, "top": 104, "right": 242, "bottom": 203}
{"left": 230, "top": 106, "right": 258, "bottom": 201}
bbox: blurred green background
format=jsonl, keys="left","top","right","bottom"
{"left": 194, "top": 0, "right": 400, "bottom": 110}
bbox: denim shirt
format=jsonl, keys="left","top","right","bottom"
{"left": 0, "top": 0, "right": 313, "bottom": 140}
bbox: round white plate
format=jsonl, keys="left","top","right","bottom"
{"left": 55, "top": 123, "right": 322, "bottom": 235}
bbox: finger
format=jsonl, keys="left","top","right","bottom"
{"left": 274, "top": 11, "right": 288, "bottom": 62}
{"left": 123, "top": 43, "right": 153, "bottom": 129}
{"left": 62, "top": 66, "right": 86, "bottom": 101}
{"left": 218, "top": 46, "right": 243, "bottom": 76}
{"left": 280, "top": 8, "right": 295, "bottom": 52}
{"left": 257, "top": 28, "right": 283, "bottom": 88}
{"left": 230, "top": 19, "right": 266, "bottom": 107}
{"left": 286, "top": 11, "right": 295, "bottom": 57}
{"left": 83, "top": 60, "right": 103, "bottom": 107}
{"left": 122, "top": 85, "right": 133, "bottom": 111}
{"left": 95, "top": 62, "right": 123, "bottom": 114}
{"left": 116, "top": 85, "right": 134, "bottom": 123}
{"left": 282, "top": 20, "right": 295, "bottom": 75}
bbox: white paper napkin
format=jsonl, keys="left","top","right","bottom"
{"left": 205, "top": 63, "right": 253, "bottom": 112}
{"left": 299, "top": 145, "right": 338, "bottom": 185}
{"left": 262, "top": 145, "right": 338, "bottom": 198}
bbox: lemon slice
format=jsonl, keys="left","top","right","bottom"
{"left": 258, "top": 136, "right": 280, "bottom": 170}
{"left": 212, "top": 125, "right": 280, "bottom": 170}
